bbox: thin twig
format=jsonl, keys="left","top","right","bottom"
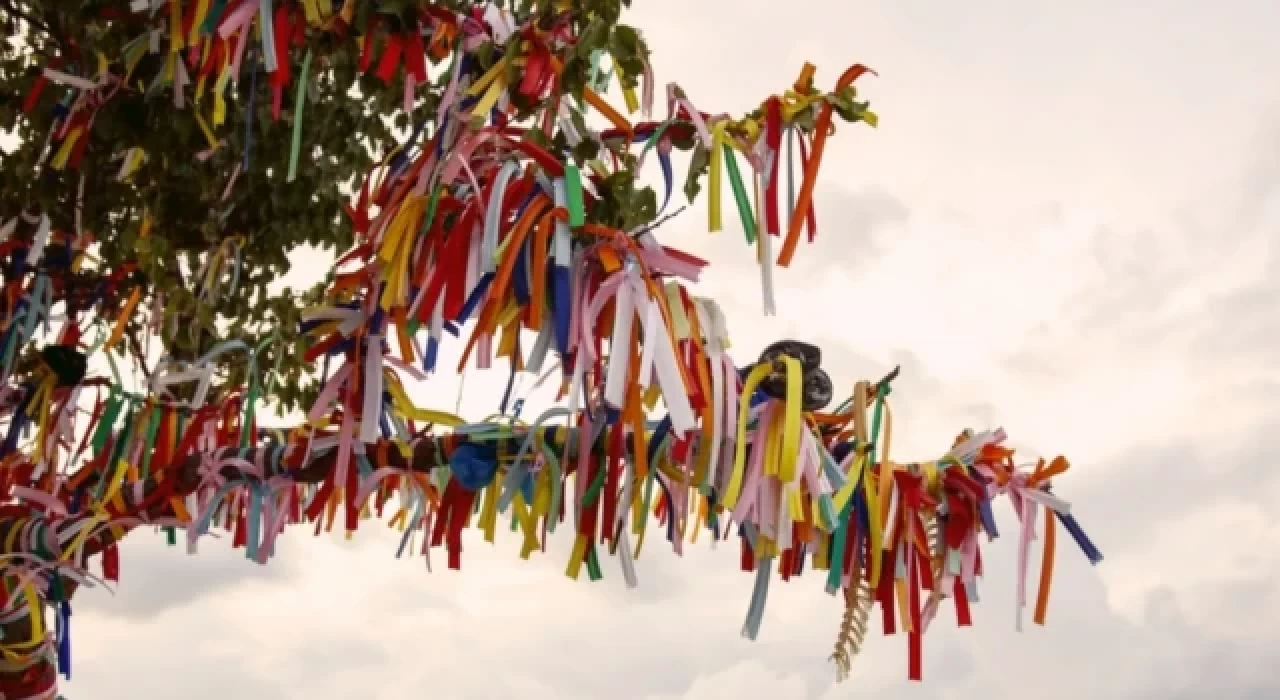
{"left": 634, "top": 205, "right": 688, "bottom": 237}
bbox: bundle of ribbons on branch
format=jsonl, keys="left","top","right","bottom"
{"left": 0, "top": 1, "right": 1101, "bottom": 698}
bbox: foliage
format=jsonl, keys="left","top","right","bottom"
{"left": 0, "top": 0, "right": 683, "bottom": 412}
{"left": 0, "top": 0, "right": 876, "bottom": 418}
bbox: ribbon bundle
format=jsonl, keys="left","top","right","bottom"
{"left": 0, "top": 350, "right": 1104, "bottom": 693}
{"left": 0, "top": 2, "right": 1099, "bottom": 699}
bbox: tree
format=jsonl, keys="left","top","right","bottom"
{"left": 0, "top": 2, "right": 1101, "bottom": 698}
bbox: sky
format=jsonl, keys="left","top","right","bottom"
{"left": 33, "top": 0, "right": 1280, "bottom": 698}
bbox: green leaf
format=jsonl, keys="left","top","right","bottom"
{"left": 684, "top": 143, "right": 710, "bottom": 203}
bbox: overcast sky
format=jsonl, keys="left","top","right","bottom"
{"left": 52, "top": 1, "right": 1279, "bottom": 698}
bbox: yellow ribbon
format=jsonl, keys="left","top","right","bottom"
{"left": 479, "top": 480, "right": 499, "bottom": 542}
{"left": 170, "top": 0, "right": 185, "bottom": 53}
{"left": 301, "top": 0, "right": 323, "bottom": 24}
{"left": 211, "top": 49, "right": 231, "bottom": 126}
{"left": 707, "top": 121, "right": 727, "bottom": 232}
{"left": 377, "top": 195, "right": 427, "bottom": 311}
{"left": 466, "top": 56, "right": 510, "bottom": 98}
{"left": 466, "top": 56, "right": 510, "bottom": 126}
{"left": 720, "top": 362, "right": 772, "bottom": 510}
{"left": 511, "top": 492, "right": 541, "bottom": 559}
{"left": 194, "top": 108, "right": 219, "bottom": 150}
{"left": 383, "top": 373, "right": 465, "bottom": 426}
{"left": 50, "top": 126, "right": 83, "bottom": 170}
{"left": 0, "top": 584, "right": 47, "bottom": 658}
{"left": 777, "top": 355, "right": 803, "bottom": 483}
{"left": 3, "top": 517, "right": 25, "bottom": 553}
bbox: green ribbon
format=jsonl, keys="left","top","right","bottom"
{"left": 241, "top": 332, "right": 280, "bottom": 448}
{"left": 139, "top": 404, "right": 163, "bottom": 481}
{"left": 94, "top": 398, "right": 138, "bottom": 502}
{"left": 581, "top": 454, "right": 608, "bottom": 508}
{"left": 422, "top": 182, "right": 443, "bottom": 239}
{"left": 200, "top": 0, "right": 229, "bottom": 35}
{"left": 286, "top": 48, "right": 314, "bottom": 183}
{"left": 90, "top": 392, "right": 124, "bottom": 459}
{"left": 638, "top": 434, "right": 665, "bottom": 537}
{"left": 540, "top": 440, "right": 562, "bottom": 534}
{"left": 722, "top": 144, "right": 757, "bottom": 244}
{"left": 585, "top": 543, "right": 603, "bottom": 581}
{"left": 564, "top": 164, "right": 586, "bottom": 227}
{"left": 103, "top": 343, "right": 125, "bottom": 388}
{"left": 824, "top": 384, "right": 889, "bottom": 593}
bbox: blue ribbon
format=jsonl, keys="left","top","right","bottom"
{"left": 423, "top": 335, "right": 439, "bottom": 372}
{"left": 1055, "top": 510, "right": 1104, "bottom": 564}
{"left": 739, "top": 522, "right": 772, "bottom": 640}
{"left": 551, "top": 265, "right": 571, "bottom": 353}
{"left": 56, "top": 601, "right": 71, "bottom": 679}
{"left": 0, "top": 384, "right": 33, "bottom": 459}
{"left": 395, "top": 498, "right": 425, "bottom": 559}
{"left": 244, "top": 481, "right": 264, "bottom": 562}
{"left": 454, "top": 272, "right": 493, "bottom": 325}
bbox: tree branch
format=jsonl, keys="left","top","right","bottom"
{"left": 0, "top": 426, "right": 564, "bottom": 692}
{"left": 0, "top": 425, "right": 596, "bottom": 559}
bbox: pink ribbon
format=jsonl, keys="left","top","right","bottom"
{"left": 729, "top": 403, "right": 773, "bottom": 527}
{"left": 8, "top": 488, "right": 67, "bottom": 517}
{"left": 666, "top": 84, "right": 712, "bottom": 148}
{"left": 971, "top": 460, "right": 1070, "bottom": 631}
